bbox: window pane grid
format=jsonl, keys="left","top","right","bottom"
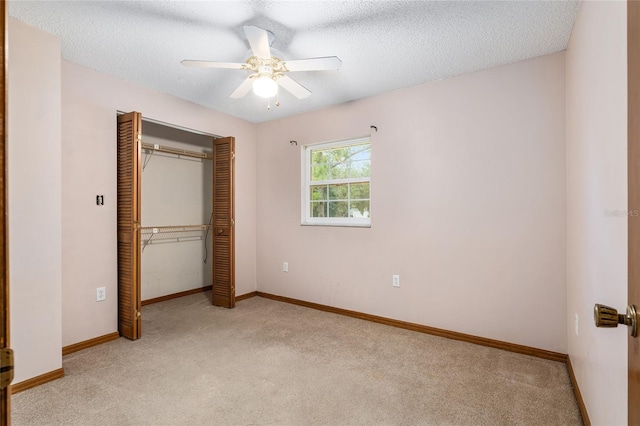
{"left": 308, "top": 181, "right": 370, "bottom": 218}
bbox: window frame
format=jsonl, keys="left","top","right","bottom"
{"left": 301, "top": 137, "right": 371, "bottom": 227}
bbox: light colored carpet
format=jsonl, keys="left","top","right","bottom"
{"left": 12, "top": 292, "right": 582, "bottom": 425}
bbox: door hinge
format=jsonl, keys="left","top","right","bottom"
{"left": 135, "top": 311, "right": 141, "bottom": 321}
{"left": 231, "top": 152, "right": 235, "bottom": 160}
{"left": 137, "top": 133, "right": 142, "bottom": 141}
{"left": 0, "top": 348, "right": 14, "bottom": 390}
{"left": 231, "top": 218, "right": 235, "bottom": 226}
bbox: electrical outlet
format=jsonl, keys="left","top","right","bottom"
{"left": 283, "top": 262, "right": 289, "bottom": 272}
{"left": 392, "top": 275, "right": 400, "bottom": 288}
{"left": 574, "top": 313, "right": 579, "bottom": 336}
{"left": 96, "top": 287, "right": 106, "bottom": 302}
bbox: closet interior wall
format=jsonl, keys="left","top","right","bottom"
{"left": 140, "top": 121, "right": 213, "bottom": 301}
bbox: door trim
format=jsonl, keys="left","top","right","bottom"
{"left": 1, "top": 1, "right": 10, "bottom": 424}
{"left": 628, "top": 0, "right": 640, "bottom": 423}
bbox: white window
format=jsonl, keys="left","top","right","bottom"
{"left": 302, "top": 137, "right": 371, "bottom": 227}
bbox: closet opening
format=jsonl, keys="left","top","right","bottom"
{"left": 141, "top": 120, "right": 214, "bottom": 302}
{"left": 117, "top": 111, "right": 235, "bottom": 340}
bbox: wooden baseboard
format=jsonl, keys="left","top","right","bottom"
{"left": 567, "top": 356, "right": 591, "bottom": 426}
{"left": 143, "top": 287, "right": 258, "bottom": 306}
{"left": 236, "top": 291, "right": 258, "bottom": 301}
{"left": 10, "top": 368, "right": 64, "bottom": 394}
{"left": 142, "top": 285, "right": 213, "bottom": 306}
{"left": 256, "top": 292, "right": 568, "bottom": 363}
{"left": 62, "top": 332, "right": 120, "bottom": 356}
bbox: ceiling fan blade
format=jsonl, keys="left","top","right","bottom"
{"left": 243, "top": 25, "right": 271, "bottom": 59}
{"left": 230, "top": 77, "right": 254, "bottom": 99}
{"left": 277, "top": 75, "right": 311, "bottom": 99}
{"left": 181, "top": 60, "right": 245, "bottom": 69}
{"left": 283, "top": 56, "right": 343, "bottom": 72}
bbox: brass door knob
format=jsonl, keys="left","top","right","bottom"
{"left": 0, "top": 348, "right": 14, "bottom": 389}
{"left": 594, "top": 304, "right": 638, "bottom": 337}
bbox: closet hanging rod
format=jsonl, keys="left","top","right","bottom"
{"left": 140, "top": 224, "right": 213, "bottom": 233}
{"left": 141, "top": 143, "right": 213, "bottom": 160}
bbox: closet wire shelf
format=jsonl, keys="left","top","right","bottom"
{"left": 142, "top": 142, "right": 212, "bottom": 171}
{"left": 140, "top": 225, "right": 213, "bottom": 251}
{"left": 141, "top": 142, "right": 213, "bottom": 160}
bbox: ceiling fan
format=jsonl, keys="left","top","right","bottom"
{"left": 181, "top": 26, "right": 342, "bottom": 101}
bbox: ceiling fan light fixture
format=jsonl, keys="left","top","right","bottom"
{"left": 252, "top": 75, "right": 278, "bottom": 98}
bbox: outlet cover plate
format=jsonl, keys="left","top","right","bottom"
{"left": 96, "top": 287, "right": 106, "bottom": 302}
{"left": 392, "top": 275, "right": 400, "bottom": 287}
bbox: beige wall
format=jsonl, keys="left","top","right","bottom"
{"left": 61, "top": 61, "right": 257, "bottom": 347}
{"left": 566, "top": 1, "right": 628, "bottom": 424}
{"left": 8, "top": 18, "right": 63, "bottom": 383}
{"left": 256, "top": 52, "right": 567, "bottom": 352}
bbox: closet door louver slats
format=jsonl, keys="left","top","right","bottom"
{"left": 117, "top": 112, "right": 142, "bottom": 339}
{"left": 212, "top": 137, "right": 235, "bottom": 308}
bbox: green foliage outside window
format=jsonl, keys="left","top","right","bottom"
{"left": 311, "top": 143, "right": 371, "bottom": 181}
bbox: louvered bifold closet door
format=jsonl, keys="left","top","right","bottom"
{"left": 117, "top": 112, "right": 142, "bottom": 339}
{"left": 212, "top": 137, "right": 235, "bottom": 308}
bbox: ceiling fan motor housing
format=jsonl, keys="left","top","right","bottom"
{"left": 258, "top": 65, "right": 273, "bottom": 76}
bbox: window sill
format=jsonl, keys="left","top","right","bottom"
{"left": 301, "top": 222, "right": 371, "bottom": 228}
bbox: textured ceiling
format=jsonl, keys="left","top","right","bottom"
{"left": 9, "top": 1, "right": 580, "bottom": 124}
